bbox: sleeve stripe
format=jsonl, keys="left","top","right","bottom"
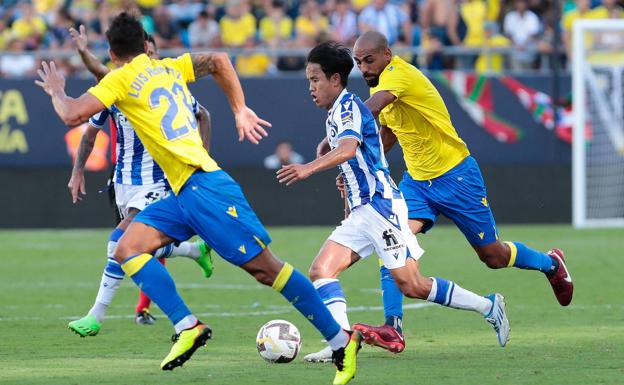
{"left": 338, "top": 130, "right": 361, "bottom": 140}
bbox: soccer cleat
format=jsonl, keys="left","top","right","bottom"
{"left": 161, "top": 322, "right": 212, "bottom": 371}
{"left": 546, "top": 248, "right": 573, "bottom": 306}
{"left": 135, "top": 308, "right": 156, "bottom": 325}
{"left": 332, "top": 331, "right": 361, "bottom": 385}
{"left": 484, "top": 293, "right": 510, "bottom": 347}
{"left": 68, "top": 315, "right": 101, "bottom": 337}
{"left": 303, "top": 345, "right": 333, "bottom": 363}
{"left": 352, "top": 323, "right": 405, "bottom": 353}
{"left": 195, "top": 241, "right": 214, "bottom": 278}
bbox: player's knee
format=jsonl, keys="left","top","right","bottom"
{"left": 112, "top": 241, "right": 133, "bottom": 264}
{"left": 252, "top": 270, "right": 276, "bottom": 286}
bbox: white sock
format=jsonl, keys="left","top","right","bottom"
{"left": 327, "top": 329, "right": 349, "bottom": 351}
{"left": 313, "top": 278, "right": 350, "bottom": 330}
{"left": 174, "top": 314, "right": 199, "bottom": 334}
{"left": 427, "top": 277, "right": 492, "bottom": 316}
{"left": 154, "top": 242, "right": 201, "bottom": 260}
{"left": 88, "top": 260, "right": 123, "bottom": 323}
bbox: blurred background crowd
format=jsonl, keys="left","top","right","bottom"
{"left": 1, "top": 0, "right": 623, "bottom": 77}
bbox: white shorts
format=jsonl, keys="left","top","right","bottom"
{"left": 328, "top": 198, "right": 424, "bottom": 270}
{"left": 114, "top": 181, "right": 169, "bottom": 219}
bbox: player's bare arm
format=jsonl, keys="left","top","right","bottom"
{"left": 277, "top": 138, "right": 359, "bottom": 186}
{"left": 68, "top": 125, "right": 99, "bottom": 203}
{"left": 364, "top": 91, "right": 396, "bottom": 117}
{"left": 380, "top": 125, "right": 398, "bottom": 153}
{"left": 35, "top": 61, "right": 106, "bottom": 126}
{"left": 196, "top": 104, "right": 212, "bottom": 152}
{"left": 190, "top": 52, "right": 271, "bottom": 144}
{"left": 70, "top": 25, "right": 110, "bottom": 81}
{"left": 316, "top": 137, "right": 331, "bottom": 158}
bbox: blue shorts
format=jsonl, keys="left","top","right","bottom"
{"left": 399, "top": 156, "right": 498, "bottom": 246}
{"left": 134, "top": 170, "right": 272, "bottom": 266}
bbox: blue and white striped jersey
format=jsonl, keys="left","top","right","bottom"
{"left": 89, "top": 96, "right": 200, "bottom": 186}
{"left": 326, "top": 89, "right": 401, "bottom": 210}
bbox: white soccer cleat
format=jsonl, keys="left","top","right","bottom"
{"left": 303, "top": 345, "right": 333, "bottom": 363}
{"left": 484, "top": 293, "right": 510, "bottom": 347}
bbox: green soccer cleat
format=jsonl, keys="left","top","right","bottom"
{"left": 68, "top": 315, "right": 101, "bottom": 337}
{"left": 195, "top": 241, "right": 214, "bottom": 278}
{"left": 332, "top": 331, "right": 361, "bottom": 385}
{"left": 161, "top": 323, "right": 212, "bottom": 371}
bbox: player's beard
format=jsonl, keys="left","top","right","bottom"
{"left": 365, "top": 75, "right": 380, "bottom": 87}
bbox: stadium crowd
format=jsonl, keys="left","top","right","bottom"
{"left": 0, "top": 0, "right": 623, "bottom": 77}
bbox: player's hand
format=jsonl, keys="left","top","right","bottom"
{"left": 316, "top": 138, "right": 330, "bottom": 158}
{"left": 235, "top": 106, "right": 271, "bottom": 144}
{"left": 68, "top": 170, "right": 86, "bottom": 203}
{"left": 336, "top": 173, "right": 346, "bottom": 198}
{"left": 35, "top": 61, "right": 66, "bottom": 96}
{"left": 276, "top": 163, "right": 313, "bottom": 186}
{"left": 69, "top": 24, "right": 88, "bottom": 52}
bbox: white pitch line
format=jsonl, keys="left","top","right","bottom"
{"left": 0, "top": 303, "right": 435, "bottom": 322}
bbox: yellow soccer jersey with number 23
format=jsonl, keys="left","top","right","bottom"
{"left": 371, "top": 56, "right": 470, "bottom": 181}
{"left": 88, "top": 53, "right": 219, "bottom": 194}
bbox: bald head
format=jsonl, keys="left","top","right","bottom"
{"left": 353, "top": 31, "right": 392, "bottom": 87}
{"left": 354, "top": 31, "right": 389, "bottom": 53}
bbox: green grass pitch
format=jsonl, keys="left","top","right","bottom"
{"left": 0, "top": 225, "right": 622, "bottom": 385}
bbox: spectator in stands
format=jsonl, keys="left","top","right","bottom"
{"left": 219, "top": 0, "right": 257, "bottom": 48}
{"left": 562, "top": 0, "right": 594, "bottom": 56}
{"left": 10, "top": 1, "right": 47, "bottom": 50}
{"left": 358, "top": 0, "right": 411, "bottom": 46}
{"left": 235, "top": 37, "right": 275, "bottom": 76}
{"left": 152, "top": 6, "right": 182, "bottom": 48}
{"left": 329, "top": 0, "right": 357, "bottom": 44}
{"left": 0, "top": 37, "right": 36, "bottom": 77}
{"left": 591, "top": 0, "right": 624, "bottom": 18}
{"left": 188, "top": 8, "right": 219, "bottom": 48}
{"left": 295, "top": 0, "right": 329, "bottom": 46}
{"left": 259, "top": 0, "right": 293, "bottom": 48}
{"left": 264, "top": 141, "right": 304, "bottom": 170}
{"left": 447, "top": 0, "right": 499, "bottom": 69}
{"left": 167, "top": 0, "right": 203, "bottom": 27}
{"left": 46, "top": 7, "right": 77, "bottom": 50}
{"left": 475, "top": 21, "right": 510, "bottom": 73}
{"left": 503, "top": 0, "right": 540, "bottom": 70}
{"left": 420, "top": 0, "right": 455, "bottom": 70}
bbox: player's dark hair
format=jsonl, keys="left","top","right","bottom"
{"left": 306, "top": 41, "right": 354, "bottom": 87}
{"left": 105, "top": 12, "right": 146, "bottom": 59}
{"left": 146, "top": 33, "right": 157, "bottom": 50}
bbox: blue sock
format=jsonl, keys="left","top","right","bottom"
{"left": 273, "top": 264, "right": 342, "bottom": 342}
{"left": 122, "top": 254, "right": 192, "bottom": 325}
{"left": 507, "top": 241, "right": 556, "bottom": 274}
{"left": 380, "top": 265, "right": 403, "bottom": 333}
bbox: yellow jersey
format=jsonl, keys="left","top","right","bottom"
{"left": 371, "top": 56, "right": 470, "bottom": 180}
{"left": 88, "top": 53, "right": 219, "bottom": 194}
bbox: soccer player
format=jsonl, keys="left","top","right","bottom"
{"left": 66, "top": 28, "right": 213, "bottom": 335}
{"left": 277, "top": 41, "right": 510, "bottom": 362}
{"left": 36, "top": 13, "right": 359, "bottom": 384}
{"left": 315, "top": 30, "right": 573, "bottom": 354}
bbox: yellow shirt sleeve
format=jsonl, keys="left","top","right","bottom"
{"left": 87, "top": 69, "right": 127, "bottom": 109}
{"left": 160, "top": 53, "right": 196, "bottom": 83}
{"left": 376, "top": 66, "right": 410, "bottom": 99}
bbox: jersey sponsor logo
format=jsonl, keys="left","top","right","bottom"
{"left": 382, "top": 229, "right": 398, "bottom": 247}
{"left": 227, "top": 206, "right": 238, "bottom": 218}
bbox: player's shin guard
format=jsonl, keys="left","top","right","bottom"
{"left": 313, "top": 278, "right": 350, "bottom": 330}
{"left": 427, "top": 277, "right": 492, "bottom": 316}
{"left": 272, "top": 263, "right": 346, "bottom": 349}
{"left": 506, "top": 241, "right": 557, "bottom": 274}
{"left": 135, "top": 258, "right": 166, "bottom": 313}
{"left": 380, "top": 264, "right": 404, "bottom": 333}
{"left": 122, "top": 254, "right": 194, "bottom": 331}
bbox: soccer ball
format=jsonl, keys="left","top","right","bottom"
{"left": 256, "top": 319, "right": 302, "bottom": 363}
